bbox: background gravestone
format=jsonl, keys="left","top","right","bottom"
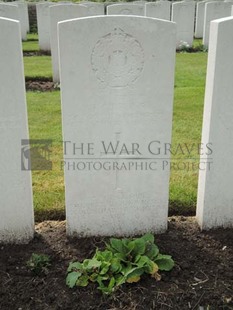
{"left": 14, "top": 1, "right": 29, "bottom": 35}
{"left": 145, "top": 1, "right": 171, "bottom": 21}
{"left": 37, "top": 2, "right": 54, "bottom": 51}
{"left": 195, "top": 0, "right": 208, "bottom": 38}
{"left": 203, "top": 1, "right": 232, "bottom": 47}
{"left": 107, "top": 3, "right": 145, "bottom": 16}
{"left": 197, "top": 16, "right": 233, "bottom": 230}
{"left": 50, "top": 4, "right": 89, "bottom": 83}
{"left": 171, "top": 1, "right": 195, "bottom": 48}
{"left": 81, "top": 2, "right": 105, "bottom": 15}
{"left": 58, "top": 16, "right": 176, "bottom": 237}
{"left": 0, "top": 3, "right": 24, "bottom": 39}
{"left": 0, "top": 17, "right": 34, "bottom": 243}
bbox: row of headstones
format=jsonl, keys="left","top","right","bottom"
{"left": 1, "top": 0, "right": 233, "bottom": 46}
{"left": 1, "top": 0, "right": 233, "bottom": 81}
{"left": 0, "top": 14, "right": 233, "bottom": 244}
{"left": 35, "top": 1, "right": 233, "bottom": 82}
{"left": 0, "top": 1, "right": 29, "bottom": 40}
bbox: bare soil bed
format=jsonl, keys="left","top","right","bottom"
{"left": 0, "top": 217, "right": 232, "bottom": 310}
{"left": 25, "top": 80, "right": 57, "bottom": 92}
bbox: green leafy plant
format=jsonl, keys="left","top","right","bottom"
{"left": 66, "top": 233, "right": 174, "bottom": 294}
{"left": 27, "top": 253, "right": 51, "bottom": 275}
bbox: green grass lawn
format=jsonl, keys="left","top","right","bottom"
{"left": 26, "top": 91, "right": 65, "bottom": 221}
{"left": 24, "top": 56, "right": 52, "bottom": 79}
{"left": 25, "top": 51, "right": 208, "bottom": 220}
{"left": 23, "top": 33, "right": 39, "bottom": 52}
{"left": 170, "top": 53, "right": 207, "bottom": 214}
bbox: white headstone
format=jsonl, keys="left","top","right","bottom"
{"left": 203, "top": 1, "right": 232, "bottom": 47}
{"left": 0, "top": 17, "right": 34, "bottom": 243}
{"left": 145, "top": 1, "right": 171, "bottom": 21}
{"left": 81, "top": 2, "right": 105, "bottom": 15}
{"left": 0, "top": 3, "right": 26, "bottom": 40}
{"left": 50, "top": 4, "right": 89, "bottom": 82}
{"left": 14, "top": 1, "right": 29, "bottom": 35}
{"left": 197, "top": 16, "right": 233, "bottom": 230}
{"left": 107, "top": 3, "right": 145, "bottom": 16}
{"left": 171, "top": 1, "right": 195, "bottom": 48}
{"left": 37, "top": 2, "right": 54, "bottom": 51}
{"left": 58, "top": 16, "right": 176, "bottom": 237}
{"left": 195, "top": 0, "right": 208, "bottom": 38}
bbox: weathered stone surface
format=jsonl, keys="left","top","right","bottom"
{"left": 107, "top": 3, "right": 145, "bottom": 16}
{"left": 197, "top": 16, "right": 233, "bottom": 230}
{"left": 145, "top": 1, "right": 171, "bottom": 21}
{"left": 0, "top": 3, "right": 27, "bottom": 40}
{"left": 36, "top": 2, "right": 54, "bottom": 51}
{"left": 203, "top": 1, "right": 232, "bottom": 47}
{"left": 58, "top": 16, "right": 176, "bottom": 237}
{"left": 171, "top": 1, "right": 195, "bottom": 48}
{"left": 0, "top": 18, "right": 34, "bottom": 243}
{"left": 50, "top": 4, "right": 89, "bottom": 82}
{"left": 195, "top": 0, "right": 208, "bottom": 38}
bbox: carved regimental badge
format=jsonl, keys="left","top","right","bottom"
{"left": 91, "top": 28, "right": 145, "bottom": 88}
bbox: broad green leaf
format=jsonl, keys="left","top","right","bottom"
{"left": 136, "top": 256, "right": 157, "bottom": 274}
{"left": 147, "top": 262, "right": 159, "bottom": 275}
{"left": 109, "top": 238, "right": 124, "bottom": 253}
{"left": 93, "top": 250, "right": 104, "bottom": 261}
{"left": 77, "top": 275, "right": 89, "bottom": 287}
{"left": 121, "top": 263, "right": 133, "bottom": 276}
{"left": 136, "top": 255, "right": 151, "bottom": 268}
{"left": 98, "top": 285, "right": 112, "bottom": 295}
{"left": 127, "top": 241, "right": 136, "bottom": 253}
{"left": 145, "top": 244, "right": 159, "bottom": 260}
{"left": 83, "top": 258, "right": 101, "bottom": 270}
{"left": 122, "top": 238, "right": 132, "bottom": 254}
{"left": 115, "top": 274, "right": 126, "bottom": 286}
{"left": 66, "top": 271, "right": 81, "bottom": 288}
{"left": 97, "top": 274, "right": 109, "bottom": 285}
{"left": 154, "top": 255, "right": 174, "bottom": 271}
{"left": 99, "top": 262, "right": 110, "bottom": 275}
{"left": 101, "top": 250, "right": 113, "bottom": 262}
{"left": 108, "top": 277, "right": 116, "bottom": 290}
{"left": 114, "top": 252, "right": 127, "bottom": 262}
{"left": 134, "top": 254, "right": 142, "bottom": 263}
{"left": 110, "top": 258, "right": 122, "bottom": 273}
{"left": 67, "top": 262, "right": 83, "bottom": 272}
{"left": 89, "top": 272, "right": 98, "bottom": 282}
{"left": 125, "top": 267, "right": 144, "bottom": 281}
{"left": 132, "top": 239, "right": 146, "bottom": 256}
{"left": 141, "top": 233, "right": 154, "bottom": 244}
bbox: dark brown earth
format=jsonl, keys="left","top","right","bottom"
{"left": 24, "top": 51, "right": 51, "bottom": 57}
{"left": 25, "top": 80, "right": 58, "bottom": 92}
{"left": 0, "top": 217, "right": 232, "bottom": 310}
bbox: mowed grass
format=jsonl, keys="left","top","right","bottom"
{"left": 23, "top": 33, "right": 39, "bottom": 52}
{"left": 26, "top": 91, "right": 65, "bottom": 221}
{"left": 25, "top": 51, "right": 208, "bottom": 220}
{"left": 170, "top": 53, "right": 207, "bottom": 214}
{"left": 24, "top": 56, "right": 52, "bottom": 79}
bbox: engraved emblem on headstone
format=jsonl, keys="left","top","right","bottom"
{"left": 91, "top": 28, "right": 144, "bottom": 87}
{"left": 119, "top": 9, "right": 132, "bottom": 14}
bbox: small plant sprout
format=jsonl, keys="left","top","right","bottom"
{"left": 27, "top": 253, "right": 51, "bottom": 275}
{"left": 66, "top": 233, "right": 174, "bottom": 294}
